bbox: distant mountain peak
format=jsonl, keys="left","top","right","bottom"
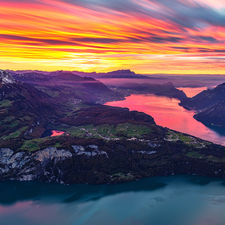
{"left": 108, "top": 69, "right": 135, "bottom": 75}
{"left": 102, "top": 69, "right": 149, "bottom": 79}
{"left": 161, "top": 82, "right": 174, "bottom": 88}
{"left": 116, "top": 69, "right": 133, "bottom": 72}
{"left": 0, "top": 70, "right": 16, "bottom": 84}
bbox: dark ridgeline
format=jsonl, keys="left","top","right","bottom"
{"left": 116, "top": 81, "right": 187, "bottom": 100}
{"left": 12, "top": 70, "right": 125, "bottom": 104}
{"left": 179, "top": 82, "right": 225, "bottom": 127}
{"left": 64, "top": 69, "right": 150, "bottom": 79}
{"left": 97, "top": 69, "right": 150, "bottom": 79}
{"left": 11, "top": 70, "right": 188, "bottom": 103}
{"left": 179, "top": 83, "right": 225, "bottom": 110}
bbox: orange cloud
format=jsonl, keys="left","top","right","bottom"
{"left": 0, "top": 0, "right": 225, "bottom": 74}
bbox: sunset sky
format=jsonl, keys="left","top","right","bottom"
{"left": 0, "top": 0, "right": 225, "bottom": 74}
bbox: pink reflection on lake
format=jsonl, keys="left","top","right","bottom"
{"left": 51, "top": 130, "right": 65, "bottom": 137}
{"left": 105, "top": 94, "right": 225, "bottom": 145}
{"left": 0, "top": 201, "right": 68, "bottom": 224}
{"left": 177, "top": 87, "right": 207, "bottom": 98}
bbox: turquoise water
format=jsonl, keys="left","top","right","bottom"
{"left": 1, "top": 175, "right": 225, "bottom": 225}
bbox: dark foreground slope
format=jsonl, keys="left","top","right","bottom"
{"left": 1, "top": 70, "right": 225, "bottom": 185}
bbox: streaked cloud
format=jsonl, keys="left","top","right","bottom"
{"left": 0, "top": 0, "right": 225, "bottom": 73}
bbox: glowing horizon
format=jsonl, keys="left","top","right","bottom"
{"left": 0, "top": 0, "right": 225, "bottom": 74}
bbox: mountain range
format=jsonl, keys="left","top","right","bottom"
{"left": 10, "top": 70, "right": 188, "bottom": 101}
{"left": 1, "top": 69, "right": 225, "bottom": 185}
{"left": 8, "top": 69, "right": 150, "bottom": 79}
{"left": 12, "top": 71, "right": 125, "bottom": 104}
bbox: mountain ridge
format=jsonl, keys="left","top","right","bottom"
{"left": 179, "top": 82, "right": 225, "bottom": 128}
{"left": 0, "top": 70, "right": 16, "bottom": 84}
{"left": 179, "top": 83, "right": 225, "bottom": 110}
{"left": 1, "top": 69, "right": 225, "bottom": 185}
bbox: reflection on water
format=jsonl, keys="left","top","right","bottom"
{"left": 1, "top": 175, "right": 225, "bottom": 225}
{"left": 41, "top": 130, "right": 65, "bottom": 138}
{"left": 105, "top": 93, "right": 225, "bottom": 145}
{"left": 51, "top": 130, "right": 65, "bottom": 137}
{"left": 177, "top": 87, "right": 207, "bottom": 98}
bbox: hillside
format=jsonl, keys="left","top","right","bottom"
{"left": 179, "top": 83, "right": 225, "bottom": 110}
{"left": 12, "top": 72, "right": 52, "bottom": 82}
{"left": 12, "top": 71, "right": 125, "bottom": 104}
{"left": 194, "top": 100, "right": 225, "bottom": 127}
{"left": 0, "top": 70, "right": 65, "bottom": 141}
{"left": 179, "top": 82, "right": 225, "bottom": 128}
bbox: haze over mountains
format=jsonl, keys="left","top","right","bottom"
{"left": 7, "top": 69, "right": 148, "bottom": 80}
{"left": 8, "top": 69, "right": 189, "bottom": 102}
{"left": 7, "top": 69, "right": 225, "bottom": 88}
{"left": 11, "top": 71, "right": 125, "bottom": 104}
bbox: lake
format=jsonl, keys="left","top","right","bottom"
{"left": 105, "top": 88, "right": 225, "bottom": 146}
{"left": 1, "top": 175, "right": 225, "bottom": 225}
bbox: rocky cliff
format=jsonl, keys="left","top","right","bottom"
{"left": 1, "top": 133, "right": 225, "bottom": 185}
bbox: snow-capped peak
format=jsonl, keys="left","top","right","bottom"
{"left": 0, "top": 69, "right": 16, "bottom": 84}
